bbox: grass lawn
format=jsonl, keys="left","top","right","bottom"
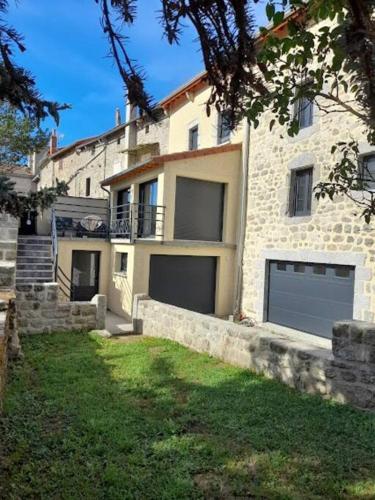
{"left": 1, "top": 333, "right": 375, "bottom": 499}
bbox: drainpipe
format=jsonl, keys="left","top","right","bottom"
{"left": 233, "top": 119, "right": 251, "bottom": 321}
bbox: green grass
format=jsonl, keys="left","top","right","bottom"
{"left": 1, "top": 333, "right": 375, "bottom": 499}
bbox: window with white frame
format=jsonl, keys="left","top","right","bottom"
{"left": 217, "top": 111, "right": 231, "bottom": 144}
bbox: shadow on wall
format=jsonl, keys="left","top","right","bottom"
{"left": 1, "top": 333, "right": 374, "bottom": 498}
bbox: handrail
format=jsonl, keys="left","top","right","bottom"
{"left": 51, "top": 208, "right": 58, "bottom": 281}
{"left": 56, "top": 265, "right": 73, "bottom": 300}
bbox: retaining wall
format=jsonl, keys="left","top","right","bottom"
{"left": 133, "top": 296, "right": 375, "bottom": 411}
{"left": 16, "top": 283, "right": 106, "bottom": 335}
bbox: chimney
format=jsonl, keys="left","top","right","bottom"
{"left": 115, "top": 107, "right": 121, "bottom": 126}
{"left": 49, "top": 129, "right": 58, "bottom": 155}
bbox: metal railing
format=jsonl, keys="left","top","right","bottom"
{"left": 56, "top": 265, "right": 72, "bottom": 300}
{"left": 110, "top": 203, "right": 165, "bottom": 241}
{"left": 53, "top": 198, "right": 109, "bottom": 239}
{"left": 51, "top": 208, "right": 58, "bottom": 281}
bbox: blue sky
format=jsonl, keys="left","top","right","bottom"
{"left": 8, "top": 0, "right": 267, "bottom": 146}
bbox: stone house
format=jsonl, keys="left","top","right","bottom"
{"left": 37, "top": 108, "right": 169, "bottom": 199}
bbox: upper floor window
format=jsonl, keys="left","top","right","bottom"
{"left": 85, "top": 177, "right": 91, "bottom": 197}
{"left": 361, "top": 154, "right": 375, "bottom": 190}
{"left": 217, "top": 111, "right": 231, "bottom": 144}
{"left": 294, "top": 84, "right": 314, "bottom": 130}
{"left": 189, "top": 125, "right": 199, "bottom": 151}
{"left": 289, "top": 167, "right": 313, "bottom": 217}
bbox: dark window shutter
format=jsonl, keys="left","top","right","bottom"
{"left": 288, "top": 170, "right": 297, "bottom": 216}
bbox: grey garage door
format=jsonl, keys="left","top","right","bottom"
{"left": 267, "top": 261, "right": 354, "bottom": 338}
{"left": 149, "top": 255, "right": 216, "bottom": 314}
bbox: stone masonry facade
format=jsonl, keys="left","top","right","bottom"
{"left": 241, "top": 99, "right": 375, "bottom": 323}
{"left": 134, "top": 297, "right": 375, "bottom": 410}
{"left": 16, "top": 283, "right": 106, "bottom": 335}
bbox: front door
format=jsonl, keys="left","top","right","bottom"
{"left": 138, "top": 179, "right": 158, "bottom": 237}
{"left": 71, "top": 251, "right": 100, "bottom": 301}
{"left": 19, "top": 211, "right": 36, "bottom": 235}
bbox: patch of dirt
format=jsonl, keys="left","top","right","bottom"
{"left": 110, "top": 334, "right": 143, "bottom": 344}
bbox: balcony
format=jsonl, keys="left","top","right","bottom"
{"left": 110, "top": 203, "right": 165, "bottom": 240}
{"left": 52, "top": 197, "right": 109, "bottom": 239}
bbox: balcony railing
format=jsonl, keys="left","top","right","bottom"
{"left": 53, "top": 197, "right": 109, "bottom": 239}
{"left": 110, "top": 203, "right": 165, "bottom": 240}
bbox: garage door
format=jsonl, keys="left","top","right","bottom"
{"left": 149, "top": 255, "right": 216, "bottom": 314}
{"left": 267, "top": 261, "right": 354, "bottom": 338}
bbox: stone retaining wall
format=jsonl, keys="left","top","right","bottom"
{"left": 133, "top": 296, "right": 375, "bottom": 410}
{"left": 16, "top": 283, "right": 106, "bottom": 335}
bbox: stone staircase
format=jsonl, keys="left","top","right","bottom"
{"left": 16, "top": 236, "right": 54, "bottom": 285}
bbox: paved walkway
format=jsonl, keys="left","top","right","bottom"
{"left": 96, "top": 310, "right": 134, "bottom": 337}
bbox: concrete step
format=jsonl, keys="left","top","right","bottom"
{"left": 17, "top": 256, "right": 52, "bottom": 263}
{"left": 17, "top": 244, "right": 52, "bottom": 252}
{"left": 18, "top": 237, "right": 51, "bottom": 245}
{"left": 16, "top": 271, "right": 54, "bottom": 279}
{"left": 16, "top": 278, "right": 54, "bottom": 284}
{"left": 17, "top": 250, "right": 51, "bottom": 258}
{"left": 17, "top": 263, "right": 53, "bottom": 270}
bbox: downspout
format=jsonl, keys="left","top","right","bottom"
{"left": 233, "top": 119, "right": 251, "bottom": 321}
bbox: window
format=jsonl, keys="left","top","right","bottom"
{"left": 85, "top": 177, "right": 91, "bottom": 197}
{"left": 313, "top": 265, "right": 326, "bottom": 275}
{"left": 117, "top": 137, "right": 121, "bottom": 145}
{"left": 277, "top": 262, "right": 287, "bottom": 271}
{"left": 294, "top": 84, "right": 314, "bottom": 129}
{"left": 361, "top": 154, "right": 375, "bottom": 190}
{"left": 217, "top": 111, "right": 231, "bottom": 144}
{"left": 335, "top": 266, "right": 350, "bottom": 278}
{"left": 145, "top": 125, "right": 150, "bottom": 134}
{"left": 189, "top": 125, "right": 199, "bottom": 151}
{"left": 294, "top": 263, "right": 305, "bottom": 273}
{"left": 91, "top": 146, "right": 95, "bottom": 156}
{"left": 119, "top": 253, "right": 128, "bottom": 274}
{"left": 289, "top": 167, "right": 313, "bottom": 217}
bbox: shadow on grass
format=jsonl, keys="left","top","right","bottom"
{"left": 1, "top": 332, "right": 375, "bottom": 499}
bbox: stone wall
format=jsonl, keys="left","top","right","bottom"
{"left": 16, "top": 283, "right": 106, "bottom": 335}
{"left": 0, "top": 214, "right": 19, "bottom": 408}
{"left": 134, "top": 296, "right": 375, "bottom": 410}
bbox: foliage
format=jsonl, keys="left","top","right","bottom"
{"left": 0, "top": 176, "right": 68, "bottom": 218}
{"left": 1, "top": 333, "right": 375, "bottom": 498}
{"left": 0, "top": 103, "right": 49, "bottom": 164}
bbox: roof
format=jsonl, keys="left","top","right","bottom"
{"left": 0, "top": 164, "right": 33, "bottom": 177}
{"left": 159, "top": 71, "right": 208, "bottom": 111}
{"left": 158, "top": 9, "right": 305, "bottom": 112}
{"left": 101, "top": 142, "right": 242, "bottom": 187}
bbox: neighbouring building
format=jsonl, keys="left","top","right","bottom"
{"left": 240, "top": 17, "right": 375, "bottom": 340}
{"left": 37, "top": 108, "right": 169, "bottom": 199}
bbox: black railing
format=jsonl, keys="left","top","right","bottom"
{"left": 54, "top": 199, "right": 109, "bottom": 239}
{"left": 110, "top": 203, "right": 165, "bottom": 240}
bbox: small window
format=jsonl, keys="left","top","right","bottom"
{"left": 145, "top": 125, "right": 150, "bottom": 134}
{"left": 289, "top": 167, "right": 313, "bottom": 217}
{"left": 118, "top": 253, "right": 128, "bottom": 274}
{"left": 294, "top": 83, "right": 314, "bottom": 129}
{"left": 85, "top": 177, "right": 91, "bottom": 197}
{"left": 294, "top": 263, "right": 305, "bottom": 273}
{"left": 217, "top": 111, "right": 231, "bottom": 144}
{"left": 313, "top": 265, "right": 326, "bottom": 275}
{"left": 361, "top": 154, "right": 375, "bottom": 191}
{"left": 335, "top": 267, "right": 350, "bottom": 278}
{"left": 117, "top": 137, "right": 121, "bottom": 145}
{"left": 91, "top": 147, "right": 95, "bottom": 156}
{"left": 277, "top": 262, "right": 287, "bottom": 271}
{"left": 189, "top": 125, "right": 199, "bottom": 151}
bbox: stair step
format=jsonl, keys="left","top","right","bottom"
{"left": 18, "top": 237, "right": 51, "bottom": 245}
{"left": 17, "top": 264, "right": 53, "bottom": 270}
{"left": 17, "top": 250, "right": 51, "bottom": 257}
{"left": 18, "top": 244, "right": 52, "bottom": 251}
{"left": 16, "top": 278, "right": 54, "bottom": 284}
{"left": 17, "top": 271, "right": 53, "bottom": 278}
{"left": 17, "top": 256, "right": 52, "bottom": 263}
